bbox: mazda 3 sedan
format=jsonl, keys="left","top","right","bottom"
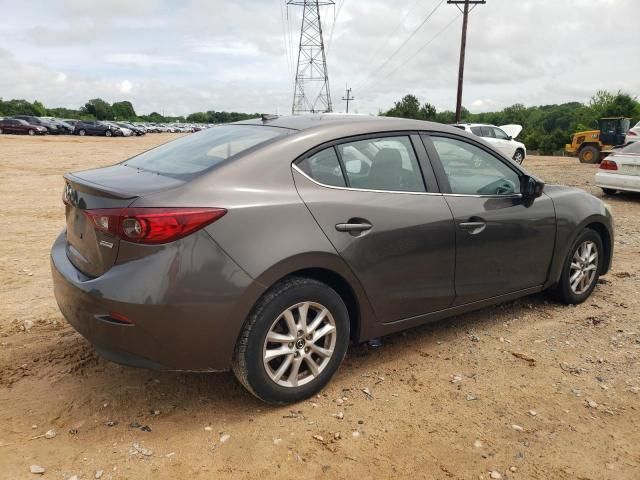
{"left": 51, "top": 115, "right": 614, "bottom": 404}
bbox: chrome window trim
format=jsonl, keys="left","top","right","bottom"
{"left": 292, "top": 164, "right": 523, "bottom": 199}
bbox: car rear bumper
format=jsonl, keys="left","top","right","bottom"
{"left": 595, "top": 171, "right": 640, "bottom": 193}
{"left": 50, "top": 230, "right": 258, "bottom": 371}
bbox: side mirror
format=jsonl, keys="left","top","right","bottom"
{"left": 521, "top": 175, "right": 544, "bottom": 205}
{"left": 508, "top": 136, "right": 513, "bottom": 141}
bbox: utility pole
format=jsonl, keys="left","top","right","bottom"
{"left": 448, "top": 0, "right": 485, "bottom": 123}
{"left": 342, "top": 86, "right": 354, "bottom": 113}
{"left": 288, "top": 1, "right": 334, "bottom": 114}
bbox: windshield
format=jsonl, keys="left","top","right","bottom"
{"left": 124, "top": 124, "right": 287, "bottom": 177}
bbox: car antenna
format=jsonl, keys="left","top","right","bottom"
{"left": 261, "top": 114, "right": 278, "bottom": 122}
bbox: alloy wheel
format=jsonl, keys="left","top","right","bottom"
{"left": 569, "top": 240, "right": 598, "bottom": 295}
{"left": 262, "top": 301, "right": 336, "bottom": 388}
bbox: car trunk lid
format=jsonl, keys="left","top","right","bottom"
{"left": 63, "top": 165, "right": 185, "bottom": 277}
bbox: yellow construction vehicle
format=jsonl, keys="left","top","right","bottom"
{"left": 565, "top": 117, "right": 630, "bottom": 163}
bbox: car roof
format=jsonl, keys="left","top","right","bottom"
{"left": 234, "top": 114, "right": 463, "bottom": 136}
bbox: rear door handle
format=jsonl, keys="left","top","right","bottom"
{"left": 459, "top": 221, "right": 486, "bottom": 234}
{"left": 335, "top": 222, "right": 372, "bottom": 233}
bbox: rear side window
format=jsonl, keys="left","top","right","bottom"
{"left": 480, "top": 126, "right": 494, "bottom": 138}
{"left": 124, "top": 125, "right": 286, "bottom": 177}
{"left": 297, "top": 148, "right": 346, "bottom": 187}
{"left": 470, "top": 126, "right": 482, "bottom": 136}
{"left": 337, "top": 136, "right": 426, "bottom": 192}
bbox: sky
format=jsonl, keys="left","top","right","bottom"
{"left": 0, "top": 0, "right": 638, "bottom": 116}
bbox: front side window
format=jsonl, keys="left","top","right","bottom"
{"left": 470, "top": 126, "right": 482, "bottom": 136}
{"left": 336, "top": 136, "right": 426, "bottom": 192}
{"left": 297, "top": 147, "right": 346, "bottom": 187}
{"left": 431, "top": 136, "right": 521, "bottom": 196}
{"left": 492, "top": 127, "right": 510, "bottom": 140}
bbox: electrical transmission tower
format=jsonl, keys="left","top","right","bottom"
{"left": 448, "top": 0, "right": 486, "bottom": 122}
{"left": 288, "top": 1, "right": 334, "bottom": 114}
{"left": 342, "top": 86, "right": 354, "bottom": 113}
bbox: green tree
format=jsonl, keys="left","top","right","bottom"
{"left": 82, "top": 98, "right": 113, "bottom": 120}
{"left": 111, "top": 101, "right": 137, "bottom": 120}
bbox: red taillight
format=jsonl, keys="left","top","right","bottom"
{"left": 628, "top": 130, "right": 637, "bottom": 136}
{"left": 599, "top": 159, "right": 618, "bottom": 171}
{"left": 84, "top": 207, "right": 227, "bottom": 244}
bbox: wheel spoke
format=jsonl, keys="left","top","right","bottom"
{"left": 266, "top": 331, "right": 295, "bottom": 343}
{"left": 304, "top": 356, "right": 320, "bottom": 377}
{"left": 312, "top": 323, "right": 336, "bottom": 343}
{"left": 265, "top": 347, "right": 291, "bottom": 362}
{"left": 297, "top": 302, "right": 309, "bottom": 331}
{"left": 306, "top": 308, "right": 328, "bottom": 334}
{"left": 283, "top": 309, "right": 297, "bottom": 336}
{"left": 585, "top": 264, "right": 597, "bottom": 272}
{"left": 272, "top": 354, "right": 294, "bottom": 382}
{"left": 287, "top": 355, "right": 304, "bottom": 387}
{"left": 570, "top": 269, "right": 582, "bottom": 283}
{"left": 309, "top": 343, "right": 332, "bottom": 358}
{"left": 571, "top": 273, "right": 583, "bottom": 291}
{"left": 570, "top": 262, "right": 581, "bottom": 270}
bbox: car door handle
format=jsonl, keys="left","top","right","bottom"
{"left": 459, "top": 221, "right": 486, "bottom": 234}
{"left": 335, "top": 222, "right": 372, "bottom": 233}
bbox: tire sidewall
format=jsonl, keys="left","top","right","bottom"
{"left": 240, "top": 280, "right": 350, "bottom": 404}
{"left": 558, "top": 229, "right": 604, "bottom": 304}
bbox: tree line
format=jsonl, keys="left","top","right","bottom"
{"left": 0, "top": 98, "right": 259, "bottom": 125}
{"left": 381, "top": 90, "right": 640, "bottom": 154}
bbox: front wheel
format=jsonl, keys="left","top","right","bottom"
{"left": 105, "top": 130, "right": 112, "bottom": 137}
{"left": 552, "top": 229, "right": 603, "bottom": 304}
{"left": 28, "top": 129, "right": 35, "bottom": 136}
{"left": 513, "top": 149, "right": 524, "bottom": 164}
{"left": 78, "top": 129, "right": 86, "bottom": 136}
{"left": 579, "top": 145, "right": 600, "bottom": 164}
{"left": 232, "top": 277, "right": 350, "bottom": 404}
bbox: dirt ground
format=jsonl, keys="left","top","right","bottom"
{"left": 0, "top": 134, "right": 638, "bottom": 480}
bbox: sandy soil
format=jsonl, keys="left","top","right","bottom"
{"left": 0, "top": 134, "right": 639, "bottom": 480}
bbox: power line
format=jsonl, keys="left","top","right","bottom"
{"left": 279, "top": 0, "right": 293, "bottom": 84}
{"left": 326, "top": 0, "right": 345, "bottom": 56}
{"left": 366, "top": 12, "right": 461, "bottom": 90}
{"left": 354, "top": 0, "right": 446, "bottom": 91}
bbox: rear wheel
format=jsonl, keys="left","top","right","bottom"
{"left": 602, "top": 188, "right": 617, "bottom": 195}
{"left": 105, "top": 130, "right": 112, "bottom": 137}
{"left": 28, "top": 129, "right": 35, "bottom": 136}
{"left": 579, "top": 145, "right": 600, "bottom": 164}
{"left": 78, "top": 129, "right": 86, "bottom": 136}
{"left": 232, "top": 277, "right": 350, "bottom": 404}
{"left": 0, "top": 127, "right": 3, "bottom": 135}
{"left": 552, "top": 228, "right": 603, "bottom": 304}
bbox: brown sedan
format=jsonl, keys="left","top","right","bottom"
{"left": 0, "top": 118, "right": 48, "bottom": 135}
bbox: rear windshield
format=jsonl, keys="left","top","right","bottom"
{"left": 124, "top": 125, "right": 286, "bottom": 177}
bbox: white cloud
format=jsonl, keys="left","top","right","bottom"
{"left": 1, "top": 0, "right": 638, "bottom": 115}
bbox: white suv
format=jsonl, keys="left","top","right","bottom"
{"left": 453, "top": 123, "right": 527, "bottom": 164}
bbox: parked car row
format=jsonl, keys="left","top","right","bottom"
{"left": 0, "top": 115, "right": 211, "bottom": 137}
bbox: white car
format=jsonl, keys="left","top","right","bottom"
{"left": 453, "top": 123, "right": 526, "bottom": 164}
{"left": 625, "top": 121, "right": 640, "bottom": 144}
{"left": 595, "top": 141, "right": 640, "bottom": 195}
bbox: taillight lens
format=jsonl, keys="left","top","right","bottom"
{"left": 599, "top": 159, "right": 618, "bottom": 171}
{"left": 84, "top": 207, "right": 227, "bottom": 244}
{"left": 628, "top": 130, "right": 637, "bottom": 136}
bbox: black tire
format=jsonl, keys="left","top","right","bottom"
{"left": 579, "top": 145, "right": 600, "bottom": 164}
{"left": 78, "top": 129, "right": 86, "bottom": 136}
{"left": 513, "top": 149, "right": 525, "bottom": 164}
{"left": 28, "top": 129, "right": 35, "bottom": 136}
{"left": 552, "top": 228, "right": 604, "bottom": 304}
{"left": 0, "top": 127, "right": 3, "bottom": 135}
{"left": 601, "top": 188, "right": 617, "bottom": 195}
{"left": 232, "top": 277, "right": 350, "bottom": 404}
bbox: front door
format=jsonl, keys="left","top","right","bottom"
{"left": 293, "top": 134, "right": 456, "bottom": 324}
{"left": 424, "top": 134, "right": 556, "bottom": 305}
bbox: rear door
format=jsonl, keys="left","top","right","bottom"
{"left": 293, "top": 133, "right": 456, "bottom": 323}
{"left": 423, "top": 133, "right": 556, "bottom": 305}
